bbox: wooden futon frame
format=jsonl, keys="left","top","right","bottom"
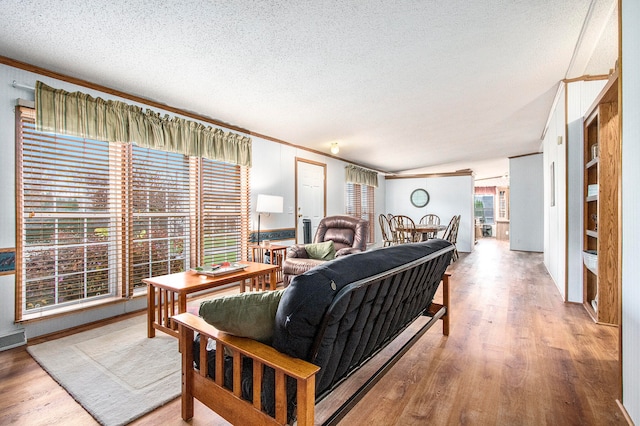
{"left": 172, "top": 272, "right": 449, "bottom": 426}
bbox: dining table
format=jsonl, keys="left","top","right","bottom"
{"left": 414, "top": 223, "right": 447, "bottom": 240}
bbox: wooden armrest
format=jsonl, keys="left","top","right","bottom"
{"left": 172, "top": 313, "right": 319, "bottom": 380}
{"left": 172, "top": 312, "right": 320, "bottom": 426}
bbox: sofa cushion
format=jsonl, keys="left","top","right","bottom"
{"left": 199, "top": 289, "right": 285, "bottom": 344}
{"left": 304, "top": 241, "right": 336, "bottom": 260}
{"left": 273, "top": 239, "right": 453, "bottom": 361}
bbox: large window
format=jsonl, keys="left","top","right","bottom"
{"left": 474, "top": 194, "right": 495, "bottom": 225}
{"left": 16, "top": 107, "right": 249, "bottom": 319}
{"left": 200, "top": 158, "right": 249, "bottom": 264}
{"left": 346, "top": 182, "right": 375, "bottom": 243}
{"left": 130, "top": 145, "right": 191, "bottom": 289}
{"left": 18, "top": 117, "right": 116, "bottom": 311}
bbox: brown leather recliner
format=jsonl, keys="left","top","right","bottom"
{"left": 282, "top": 215, "right": 369, "bottom": 285}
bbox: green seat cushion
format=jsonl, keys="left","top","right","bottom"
{"left": 304, "top": 241, "right": 336, "bottom": 260}
{"left": 199, "top": 289, "right": 285, "bottom": 344}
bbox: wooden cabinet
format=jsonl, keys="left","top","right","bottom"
{"left": 497, "top": 186, "right": 510, "bottom": 221}
{"left": 496, "top": 221, "right": 509, "bottom": 241}
{"left": 582, "top": 70, "right": 620, "bottom": 326}
{"left": 496, "top": 186, "right": 509, "bottom": 241}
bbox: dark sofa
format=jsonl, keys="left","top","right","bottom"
{"left": 173, "top": 238, "right": 454, "bottom": 425}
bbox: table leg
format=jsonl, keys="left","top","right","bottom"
{"left": 269, "top": 269, "right": 277, "bottom": 290}
{"left": 240, "top": 278, "right": 246, "bottom": 293}
{"left": 178, "top": 294, "right": 187, "bottom": 316}
{"left": 147, "top": 283, "right": 156, "bottom": 338}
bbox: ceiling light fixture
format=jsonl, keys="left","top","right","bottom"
{"left": 330, "top": 142, "right": 339, "bottom": 155}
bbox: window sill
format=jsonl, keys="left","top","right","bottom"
{"left": 17, "top": 292, "right": 147, "bottom": 324}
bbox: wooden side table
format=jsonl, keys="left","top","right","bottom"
{"left": 249, "top": 243, "right": 288, "bottom": 287}
{"left": 143, "top": 262, "right": 279, "bottom": 338}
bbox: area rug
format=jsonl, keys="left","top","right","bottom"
{"left": 27, "top": 315, "right": 181, "bottom": 426}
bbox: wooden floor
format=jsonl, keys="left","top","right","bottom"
{"left": 0, "top": 239, "right": 625, "bottom": 425}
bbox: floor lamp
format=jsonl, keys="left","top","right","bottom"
{"left": 256, "top": 194, "right": 284, "bottom": 245}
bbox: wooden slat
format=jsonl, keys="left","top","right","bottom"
{"left": 215, "top": 341, "right": 224, "bottom": 387}
{"left": 253, "top": 360, "right": 264, "bottom": 410}
{"left": 274, "top": 370, "right": 286, "bottom": 424}
{"left": 233, "top": 352, "right": 242, "bottom": 397}
{"left": 157, "top": 290, "right": 164, "bottom": 327}
{"left": 199, "top": 338, "right": 208, "bottom": 378}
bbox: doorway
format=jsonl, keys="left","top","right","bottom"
{"left": 295, "top": 158, "right": 326, "bottom": 244}
{"left": 474, "top": 186, "right": 510, "bottom": 242}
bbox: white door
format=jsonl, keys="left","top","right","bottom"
{"left": 296, "top": 159, "right": 326, "bottom": 244}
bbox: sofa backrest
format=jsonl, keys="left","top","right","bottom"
{"left": 272, "top": 239, "right": 454, "bottom": 397}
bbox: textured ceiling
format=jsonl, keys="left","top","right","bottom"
{"left": 0, "top": 0, "right": 618, "bottom": 178}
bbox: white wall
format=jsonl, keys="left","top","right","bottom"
{"left": 385, "top": 175, "right": 474, "bottom": 253}
{"left": 509, "top": 154, "right": 544, "bottom": 252}
{"left": 0, "top": 62, "right": 384, "bottom": 341}
{"left": 566, "top": 80, "right": 607, "bottom": 303}
{"left": 543, "top": 80, "right": 606, "bottom": 301}
{"left": 249, "top": 141, "right": 386, "bottom": 246}
{"left": 543, "top": 84, "right": 567, "bottom": 297}
{"left": 621, "top": 0, "right": 640, "bottom": 422}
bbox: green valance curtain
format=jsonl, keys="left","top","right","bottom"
{"left": 345, "top": 164, "right": 378, "bottom": 187}
{"left": 35, "top": 81, "right": 252, "bottom": 167}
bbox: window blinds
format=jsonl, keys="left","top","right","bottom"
{"left": 17, "top": 107, "right": 120, "bottom": 313}
{"left": 16, "top": 106, "right": 249, "bottom": 319}
{"left": 346, "top": 182, "right": 375, "bottom": 243}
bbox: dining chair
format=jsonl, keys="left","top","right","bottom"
{"left": 390, "top": 215, "right": 420, "bottom": 244}
{"left": 442, "top": 215, "right": 461, "bottom": 261}
{"left": 419, "top": 214, "right": 441, "bottom": 239}
{"left": 419, "top": 214, "right": 440, "bottom": 225}
{"left": 378, "top": 214, "right": 394, "bottom": 247}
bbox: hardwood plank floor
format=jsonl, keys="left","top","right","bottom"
{"left": 0, "top": 239, "right": 624, "bottom": 425}
{"left": 338, "top": 239, "right": 623, "bottom": 426}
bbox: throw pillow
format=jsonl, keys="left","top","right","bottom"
{"left": 304, "top": 240, "right": 336, "bottom": 260}
{"left": 199, "top": 289, "right": 285, "bottom": 344}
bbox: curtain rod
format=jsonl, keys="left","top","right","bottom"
{"left": 12, "top": 80, "right": 35, "bottom": 91}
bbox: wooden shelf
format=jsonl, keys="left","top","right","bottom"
{"left": 582, "top": 71, "right": 619, "bottom": 327}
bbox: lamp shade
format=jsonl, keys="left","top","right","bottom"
{"left": 256, "top": 194, "right": 283, "bottom": 213}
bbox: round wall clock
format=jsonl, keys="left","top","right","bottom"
{"left": 410, "top": 188, "right": 430, "bottom": 207}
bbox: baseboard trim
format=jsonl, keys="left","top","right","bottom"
{"left": 617, "top": 399, "right": 635, "bottom": 426}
